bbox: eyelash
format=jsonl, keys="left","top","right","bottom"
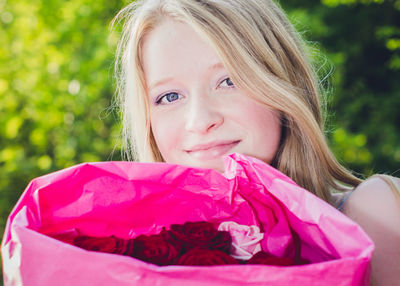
{"left": 155, "top": 92, "right": 180, "bottom": 105}
{"left": 219, "top": 77, "right": 235, "bottom": 88}
{"left": 154, "top": 77, "right": 235, "bottom": 105}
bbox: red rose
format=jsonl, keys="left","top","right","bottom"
{"left": 73, "top": 235, "right": 127, "bottom": 254}
{"left": 129, "top": 233, "right": 181, "bottom": 266}
{"left": 247, "top": 251, "right": 295, "bottom": 266}
{"left": 168, "top": 221, "right": 232, "bottom": 253}
{"left": 177, "top": 248, "right": 239, "bottom": 266}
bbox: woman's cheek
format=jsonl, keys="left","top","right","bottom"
{"left": 151, "top": 112, "right": 181, "bottom": 160}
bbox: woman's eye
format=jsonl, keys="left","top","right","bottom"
{"left": 219, "top": 77, "right": 235, "bottom": 88}
{"left": 156, "top": 92, "right": 180, "bottom": 104}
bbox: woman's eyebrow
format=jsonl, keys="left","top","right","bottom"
{"left": 148, "top": 76, "right": 174, "bottom": 90}
{"left": 148, "top": 63, "right": 225, "bottom": 90}
{"left": 208, "top": 62, "right": 225, "bottom": 72}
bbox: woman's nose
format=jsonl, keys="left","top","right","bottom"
{"left": 184, "top": 95, "right": 224, "bottom": 134}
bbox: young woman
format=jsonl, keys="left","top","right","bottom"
{"left": 113, "top": 0, "right": 400, "bottom": 284}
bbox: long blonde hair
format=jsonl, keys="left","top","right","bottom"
{"left": 113, "top": 0, "right": 362, "bottom": 204}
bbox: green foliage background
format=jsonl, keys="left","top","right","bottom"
{"left": 0, "top": 0, "right": 399, "bottom": 282}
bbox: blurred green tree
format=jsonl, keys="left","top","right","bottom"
{"left": 283, "top": 0, "right": 400, "bottom": 176}
{"left": 0, "top": 1, "right": 125, "bottom": 278}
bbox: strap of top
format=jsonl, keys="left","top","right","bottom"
{"left": 336, "top": 191, "right": 353, "bottom": 211}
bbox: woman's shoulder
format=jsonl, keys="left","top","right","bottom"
{"left": 342, "top": 174, "right": 400, "bottom": 217}
{"left": 342, "top": 174, "right": 400, "bottom": 234}
{"left": 342, "top": 174, "right": 400, "bottom": 286}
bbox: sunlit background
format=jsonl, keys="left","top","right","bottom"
{"left": 1, "top": 0, "right": 399, "bottom": 282}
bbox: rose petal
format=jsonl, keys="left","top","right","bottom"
{"left": 247, "top": 251, "right": 295, "bottom": 266}
{"left": 218, "top": 221, "right": 264, "bottom": 260}
{"left": 177, "top": 248, "right": 239, "bottom": 266}
{"left": 130, "top": 234, "right": 181, "bottom": 266}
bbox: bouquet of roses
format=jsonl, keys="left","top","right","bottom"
{"left": 1, "top": 153, "right": 373, "bottom": 286}
{"left": 68, "top": 221, "right": 302, "bottom": 267}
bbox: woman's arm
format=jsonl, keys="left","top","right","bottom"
{"left": 342, "top": 176, "right": 400, "bottom": 286}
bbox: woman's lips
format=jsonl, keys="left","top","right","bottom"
{"left": 186, "top": 140, "right": 240, "bottom": 160}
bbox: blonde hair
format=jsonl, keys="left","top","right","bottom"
{"left": 113, "top": 0, "right": 362, "bottom": 204}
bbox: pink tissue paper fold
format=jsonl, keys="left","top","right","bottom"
{"left": 1, "top": 153, "right": 374, "bottom": 286}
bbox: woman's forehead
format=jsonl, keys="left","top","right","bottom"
{"left": 141, "top": 19, "right": 226, "bottom": 85}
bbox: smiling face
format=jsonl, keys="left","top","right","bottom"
{"left": 142, "top": 19, "right": 282, "bottom": 172}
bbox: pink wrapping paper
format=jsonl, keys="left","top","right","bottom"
{"left": 1, "top": 153, "right": 374, "bottom": 285}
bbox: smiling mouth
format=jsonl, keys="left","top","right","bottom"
{"left": 186, "top": 140, "right": 240, "bottom": 160}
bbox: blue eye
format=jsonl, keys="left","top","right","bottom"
{"left": 219, "top": 77, "right": 235, "bottom": 88}
{"left": 165, "top": 93, "right": 179, "bottom": 102}
{"left": 156, "top": 92, "right": 180, "bottom": 104}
